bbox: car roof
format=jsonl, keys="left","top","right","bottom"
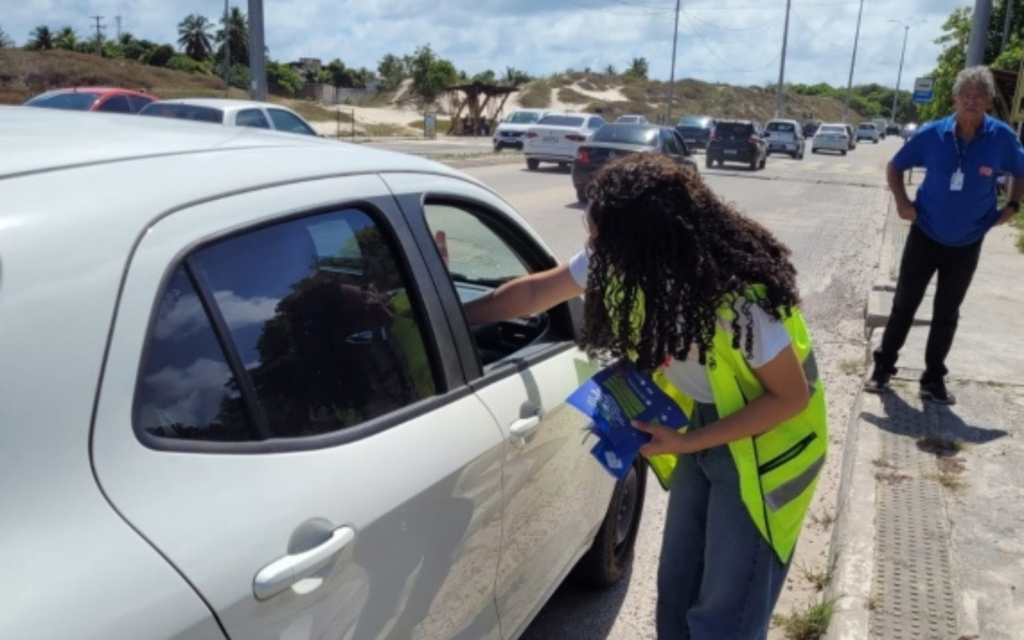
{"left": 150, "top": 98, "right": 296, "bottom": 111}
{"left": 0, "top": 106, "right": 458, "bottom": 181}
{"left": 34, "top": 87, "right": 154, "bottom": 99}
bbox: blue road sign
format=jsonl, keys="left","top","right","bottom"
{"left": 913, "top": 77, "right": 935, "bottom": 104}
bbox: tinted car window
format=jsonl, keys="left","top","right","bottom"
{"left": 140, "top": 209, "right": 437, "bottom": 442}
{"left": 591, "top": 125, "right": 658, "bottom": 146}
{"left": 678, "top": 115, "right": 711, "bottom": 127}
{"left": 236, "top": 108, "right": 271, "bottom": 129}
{"left": 537, "top": 115, "right": 585, "bottom": 127}
{"left": 506, "top": 111, "right": 542, "bottom": 124}
{"left": 766, "top": 122, "right": 796, "bottom": 133}
{"left": 715, "top": 122, "right": 754, "bottom": 137}
{"left": 819, "top": 125, "right": 846, "bottom": 134}
{"left": 267, "top": 108, "right": 316, "bottom": 135}
{"left": 25, "top": 92, "right": 101, "bottom": 110}
{"left": 127, "top": 95, "right": 155, "bottom": 113}
{"left": 136, "top": 266, "right": 252, "bottom": 442}
{"left": 139, "top": 103, "right": 225, "bottom": 123}
{"left": 97, "top": 95, "right": 132, "bottom": 113}
{"left": 661, "top": 129, "right": 683, "bottom": 154}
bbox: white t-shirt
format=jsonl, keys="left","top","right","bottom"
{"left": 568, "top": 248, "right": 791, "bottom": 403}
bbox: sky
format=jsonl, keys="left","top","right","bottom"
{"left": 4, "top": 0, "right": 972, "bottom": 90}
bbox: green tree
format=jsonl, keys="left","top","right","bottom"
{"left": 216, "top": 6, "right": 249, "bottom": 66}
{"left": 625, "top": 57, "right": 649, "bottom": 80}
{"left": 920, "top": 7, "right": 972, "bottom": 121}
{"left": 166, "top": 54, "right": 203, "bottom": 73}
{"left": 178, "top": 13, "right": 214, "bottom": 61}
{"left": 145, "top": 44, "right": 176, "bottom": 67}
{"left": 0, "top": 25, "right": 12, "bottom": 49}
{"left": 501, "top": 66, "right": 532, "bottom": 86}
{"left": 268, "top": 60, "right": 304, "bottom": 96}
{"left": 471, "top": 69, "right": 497, "bottom": 85}
{"left": 26, "top": 25, "right": 54, "bottom": 50}
{"left": 53, "top": 26, "right": 78, "bottom": 51}
{"left": 408, "top": 44, "right": 458, "bottom": 102}
{"left": 604, "top": 64, "right": 617, "bottom": 76}
{"left": 377, "top": 53, "right": 407, "bottom": 90}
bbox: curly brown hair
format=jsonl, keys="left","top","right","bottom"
{"left": 580, "top": 153, "right": 800, "bottom": 372}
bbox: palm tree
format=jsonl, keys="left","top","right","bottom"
{"left": 27, "top": 25, "right": 54, "bottom": 50}
{"left": 626, "top": 57, "right": 649, "bottom": 80}
{"left": 177, "top": 14, "right": 213, "bottom": 61}
{"left": 215, "top": 7, "right": 248, "bottom": 66}
{"left": 54, "top": 26, "right": 78, "bottom": 51}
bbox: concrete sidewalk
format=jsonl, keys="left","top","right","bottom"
{"left": 826, "top": 201, "right": 1024, "bottom": 639}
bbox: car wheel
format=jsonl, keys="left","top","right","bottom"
{"left": 559, "top": 162, "right": 570, "bottom": 172}
{"left": 706, "top": 156, "right": 713, "bottom": 169}
{"left": 572, "top": 456, "right": 647, "bottom": 587}
{"left": 841, "top": 150, "right": 847, "bottom": 156}
{"left": 576, "top": 187, "right": 588, "bottom": 204}
{"left": 874, "top": 139, "right": 879, "bottom": 144}
{"left": 811, "top": 148, "right": 818, "bottom": 154}
{"left": 526, "top": 159, "right": 540, "bottom": 170}
{"left": 749, "top": 157, "right": 757, "bottom": 171}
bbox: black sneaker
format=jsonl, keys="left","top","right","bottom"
{"left": 920, "top": 378, "right": 956, "bottom": 405}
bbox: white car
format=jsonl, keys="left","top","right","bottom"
{"left": 764, "top": 119, "right": 806, "bottom": 159}
{"left": 492, "top": 108, "right": 552, "bottom": 151}
{"left": 811, "top": 123, "right": 850, "bottom": 155}
{"left": 856, "top": 122, "right": 881, "bottom": 143}
{"left": 523, "top": 113, "right": 607, "bottom": 170}
{"left": 139, "top": 98, "right": 318, "bottom": 136}
{"left": 0, "top": 107, "right": 646, "bottom": 640}
{"left": 615, "top": 114, "right": 649, "bottom": 124}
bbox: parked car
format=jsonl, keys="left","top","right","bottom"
{"left": 492, "top": 108, "right": 552, "bottom": 151}
{"left": 522, "top": 113, "right": 606, "bottom": 170}
{"left": 857, "top": 122, "right": 881, "bottom": 143}
{"left": 901, "top": 122, "right": 920, "bottom": 141}
{"left": 871, "top": 118, "right": 888, "bottom": 139}
{"left": 615, "top": 114, "right": 649, "bottom": 124}
{"left": 675, "top": 114, "right": 717, "bottom": 151}
{"left": 764, "top": 119, "right": 806, "bottom": 159}
{"left": 139, "top": 98, "right": 318, "bottom": 136}
{"left": 811, "top": 123, "right": 850, "bottom": 155}
{"left": 886, "top": 122, "right": 902, "bottom": 136}
{"left": 802, "top": 119, "right": 823, "bottom": 138}
{"left": 0, "top": 107, "right": 647, "bottom": 640}
{"left": 841, "top": 123, "right": 858, "bottom": 150}
{"left": 705, "top": 119, "right": 767, "bottom": 170}
{"left": 23, "top": 86, "right": 157, "bottom": 114}
{"left": 572, "top": 124, "right": 698, "bottom": 203}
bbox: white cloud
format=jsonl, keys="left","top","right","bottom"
{"left": 5, "top": 0, "right": 971, "bottom": 89}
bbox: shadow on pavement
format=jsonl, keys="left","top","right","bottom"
{"left": 520, "top": 565, "right": 634, "bottom": 639}
{"left": 860, "top": 389, "right": 1008, "bottom": 449}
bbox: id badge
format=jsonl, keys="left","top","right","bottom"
{"left": 950, "top": 170, "right": 964, "bottom": 191}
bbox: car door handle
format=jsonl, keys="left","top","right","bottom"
{"left": 510, "top": 413, "right": 542, "bottom": 440}
{"left": 253, "top": 526, "right": 355, "bottom": 601}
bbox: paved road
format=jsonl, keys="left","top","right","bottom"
{"left": 460, "top": 140, "right": 899, "bottom": 639}
{"left": 361, "top": 136, "right": 497, "bottom": 157}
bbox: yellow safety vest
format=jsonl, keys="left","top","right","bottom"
{"left": 642, "top": 292, "right": 828, "bottom": 565}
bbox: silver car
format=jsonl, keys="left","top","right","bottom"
{"left": 523, "top": 113, "right": 606, "bottom": 170}
{"left": 764, "top": 119, "right": 806, "bottom": 159}
{"left": 139, "top": 98, "right": 319, "bottom": 136}
{"left": 811, "top": 123, "right": 850, "bottom": 155}
{"left": 0, "top": 107, "right": 646, "bottom": 640}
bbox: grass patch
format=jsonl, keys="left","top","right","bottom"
{"left": 519, "top": 80, "right": 552, "bottom": 108}
{"left": 361, "top": 122, "right": 414, "bottom": 137}
{"left": 557, "top": 87, "right": 591, "bottom": 105}
{"left": 773, "top": 599, "right": 835, "bottom": 640}
{"left": 925, "top": 471, "right": 967, "bottom": 492}
{"left": 406, "top": 117, "right": 452, "bottom": 133}
{"left": 867, "top": 591, "right": 882, "bottom": 612}
{"left": 287, "top": 101, "right": 351, "bottom": 123}
{"left": 839, "top": 358, "right": 862, "bottom": 375}
{"left": 796, "top": 562, "right": 831, "bottom": 592}
{"left": 809, "top": 507, "right": 837, "bottom": 530}
{"left": 1011, "top": 213, "right": 1024, "bottom": 253}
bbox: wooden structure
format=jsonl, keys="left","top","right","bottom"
{"left": 442, "top": 82, "right": 519, "bottom": 136}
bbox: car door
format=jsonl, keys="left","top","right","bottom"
{"left": 91, "top": 174, "right": 505, "bottom": 640}
{"left": 661, "top": 128, "right": 686, "bottom": 164}
{"left": 96, "top": 94, "right": 132, "bottom": 114}
{"left": 382, "top": 173, "right": 612, "bottom": 639}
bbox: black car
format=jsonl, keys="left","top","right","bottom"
{"left": 802, "top": 119, "right": 823, "bottom": 138}
{"left": 675, "top": 115, "right": 716, "bottom": 151}
{"left": 572, "top": 124, "right": 697, "bottom": 203}
{"left": 886, "top": 123, "right": 902, "bottom": 136}
{"left": 706, "top": 120, "right": 767, "bottom": 170}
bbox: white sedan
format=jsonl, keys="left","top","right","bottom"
{"left": 811, "top": 123, "right": 850, "bottom": 155}
{"left": 0, "top": 107, "right": 646, "bottom": 640}
{"left": 523, "top": 113, "right": 607, "bottom": 170}
{"left": 139, "top": 97, "right": 318, "bottom": 136}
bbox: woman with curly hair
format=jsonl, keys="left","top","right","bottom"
{"left": 465, "top": 153, "right": 827, "bottom": 640}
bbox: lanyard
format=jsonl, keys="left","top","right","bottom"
{"left": 952, "top": 124, "right": 970, "bottom": 172}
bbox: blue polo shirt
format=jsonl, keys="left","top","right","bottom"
{"left": 892, "top": 114, "right": 1024, "bottom": 246}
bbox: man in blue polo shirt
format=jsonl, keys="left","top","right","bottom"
{"left": 866, "top": 66, "right": 1024, "bottom": 404}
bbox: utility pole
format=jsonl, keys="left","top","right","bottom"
{"left": 966, "top": 0, "right": 994, "bottom": 67}
{"left": 223, "top": 0, "right": 231, "bottom": 91}
{"left": 1002, "top": 0, "right": 1014, "bottom": 52}
{"left": 774, "top": 0, "right": 792, "bottom": 119}
{"left": 90, "top": 15, "right": 105, "bottom": 55}
{"left": 666, "top": 0, "right": 682, "bottom": 124}
{"left": 890, "top": 24, "right": 910, "bottom": 125}
{"left": 248, "top": 0, "right": 267, "bottom": 101}
{"left": 115, "top": 15, "right": 122, "bottom": 41}
{"left": 842, "top": 0, "right": 865, "bottom": 122}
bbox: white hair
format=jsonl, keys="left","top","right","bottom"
{"left": 953, "top": 66, "right": 996, "bottom": 98}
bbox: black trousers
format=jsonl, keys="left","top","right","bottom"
{"left": 875, "top": 224, "right": 983, "bottom": 380}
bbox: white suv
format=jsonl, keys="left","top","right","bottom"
{"left": 492, "top": 108, "right": 552, "bottom": 151}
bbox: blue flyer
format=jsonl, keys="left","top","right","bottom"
{"left": 566, "top": 360, "right": 689, "bottom": 479}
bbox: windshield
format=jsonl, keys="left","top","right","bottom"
{"left": 678, "top": 115, "right": 710, "bottom": 126}
{"left": 820, "top": 125, "right": 846, "bottom": 134}
{"left": 591, "top": 125, "right": 658, "bottom": 146}
{"left": 138, "top": 103, "right": 225, "bottom": 123}
{"left": 537, "top": 115, "right": 585, "bottom": 127}
{"left": 505, "top": 111, "right": 542, "bottom": 124}
{"left": 766, "top": 121, "right": 796, "bottom": 132}
{"left": 25, "top": 92, "right": 101, "bottom": 110}
{"left": 858, "top": 124, "right": 875, "bottom": 130}
{"left": 715, "top": 122, "right": 753, "bottom": 137}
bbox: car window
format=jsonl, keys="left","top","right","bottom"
{"left": 715, "top": 122, "right": 753, "bottom": 137}
{"left": 96, "top": 95, "right": 132, "bottom": 113}
{"left": 766, "top": 122, "right": 796, "bottom": 133}
{"left": 236, "top": 108, "right": 271, "bottom": 129}
{"left": 587, "top": 117, "right": 605, "bottom": 130}
{"left": 506, "top": 111, "right": 542, "bottom": 124}
{"left": 267, "top": 108, "right": 317, "bottom": 135}
{"left": 423, "top": 203, "right": 530, "bottom": 285}
{"left": 538, "top": 115, "right": 585, "bottom": 127}
{"left": 137, "top": 208, "right": 438, "bottom": 442}
{"left": 24, "top": 91, "right": 101, "bottom": 110}
{"left": 127, "top": 95, "right": 155, "bottom": 113}
{"left": 672, "top": 131, "right": 691, "bottom": 155}
{"left": 139, "top": 103, "right": 225, "bottom": 123}
{"left": 591, "top": 125, "right": 658, "bottom": 146}
{"left": 661, "top": 129, "right": 682, "bottom": 154}
{"left": 678, "top": 115, "right": 709, "bottom": 127}
{"left": 820, "top": 125, "right": 846, "bottom": 134}
{"left": 858, "top": 124, "right": 874, "bottom": 130}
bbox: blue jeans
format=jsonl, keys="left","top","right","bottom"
{"left": 656, "top": 404, "right": 791, "bottom": 640}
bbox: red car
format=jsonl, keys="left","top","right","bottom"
{"left": 24, "top": 87, "right": 157, "bottom": 114}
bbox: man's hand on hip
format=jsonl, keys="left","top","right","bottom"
{"left": 995, "top": 206, "right": 1017, "bottom": 226}
{"left": 896, "top": 201, "right": 918, "bottom": 221}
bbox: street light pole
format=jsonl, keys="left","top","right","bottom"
{"left": 774, "top": 0, "right": 793, "bottom": 118}
{"left": 223, "top": 0, "right": 230, "bottom": 91}
{"left": 889, "top": 21, "right": 913, "bottom": 125}
{"left": 248, "top": 0, "right": 267, "bottom": 101}
{"left": 966, "top": 0, "right": 994, "bottom": 67}
{"left": 842, "top": 0, "right": 865, "bottom": 122}
{"left": 666, "top": 0, "right": 682, "bottom": 124}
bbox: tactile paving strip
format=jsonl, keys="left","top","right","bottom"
{"left": 869, "top": 393, "right": 959, "bottom": 640}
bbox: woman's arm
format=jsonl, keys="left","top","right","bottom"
{"left": 634, "top": 345, "right": 811, "bottom": 456}
{"left": 463, "top": 264, "right": 585, "bottom": 325}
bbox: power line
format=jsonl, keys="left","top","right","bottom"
{"left": 679, "top": 9, "right": 782, "bottom": 74}
{"left": 790, "top": 8, "right": 847, "bottom": 48}
{"left": 550, "top": 0, "right": 675, "bottom": 15}
{"left": 683, "top": 10, "right": 782, "bottom": 32}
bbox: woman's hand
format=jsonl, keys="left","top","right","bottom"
{"left": 632, "top": 421, "right": 693, "bottom": 457}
